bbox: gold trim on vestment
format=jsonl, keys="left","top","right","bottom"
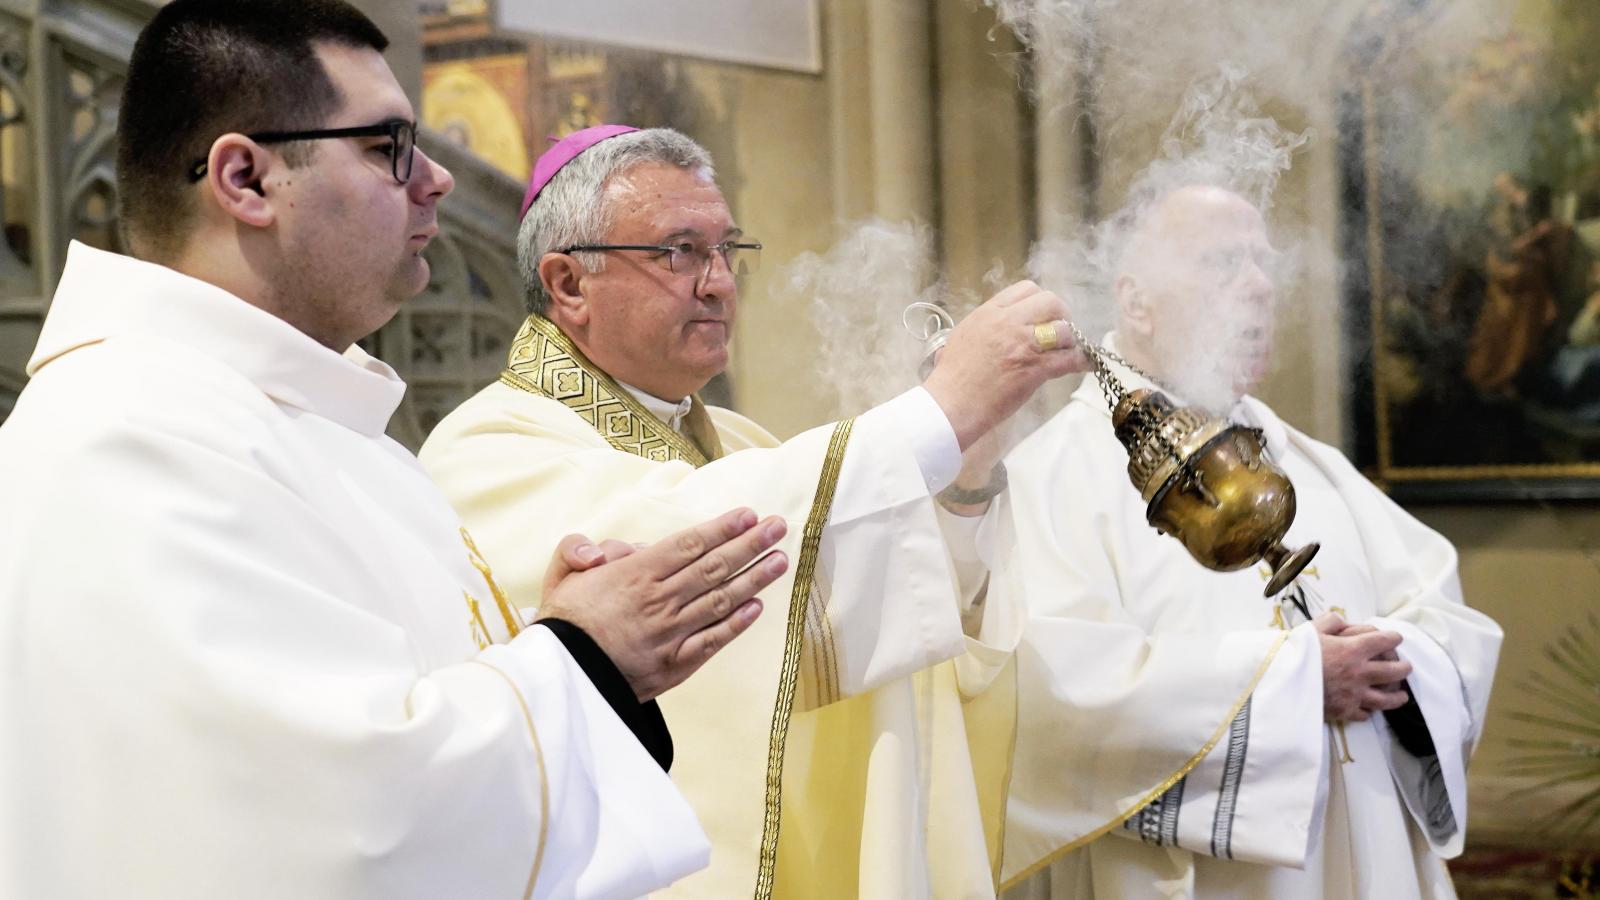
{"left": 992, "top": 660, "right": 1021, "bottom": 884}
{"left": 754, "top": 418, "right": 855, "bottom": 900}
{"left": 464, "top": 591, "right": 491, "bottom": 650}
{"left": 801, "top": 583, "right": 841, "bottom": 708}
{"left": 470, "top": 659, "right": 551, "bottom": 900}
{"left": 462, "top": 527, "right": 523, "bottom": 638}
{"left": 997, "top": 630, "right": 1290, "bottom": 891}
{"left": 1334, "top": 722, "right": 1356, "bottom": 764}
{"left": 681, "top": 392, "right": 727, "bottom": 462}
{"left": 500, "top": 315, "right": 719, "bottom": 466}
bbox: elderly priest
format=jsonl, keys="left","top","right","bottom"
{"left": 420, "top": 124, "right": 1087, "bottom": 897}
{"left": 994, "top": 184, "right": 1503, "bottom": 899}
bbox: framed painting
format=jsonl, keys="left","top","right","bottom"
{"left": 1342, "top": 0, "right": 1600, "bottom": 500}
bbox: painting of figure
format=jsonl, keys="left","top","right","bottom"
{"left": 1345, "top": 0, "right": 1600, "bottom": 498}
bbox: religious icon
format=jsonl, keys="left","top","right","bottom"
{"left": 1345, "top": 0, "right": 1600, "bottom": 499}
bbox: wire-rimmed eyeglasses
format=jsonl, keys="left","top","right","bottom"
{"left": 187, "top": 119, "right": 417, "bottom": 184}
{"left": 561, "top": 237, "right": 763, "bottom": 280}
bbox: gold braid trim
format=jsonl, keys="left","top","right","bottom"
{"left": 461, "top": 527, "right": 522, "bottom": 639}
{"left": 997, "top": 630, "right": 1290, "bottom": 891}
{"left": 500, "top": 315, "right": 714, "bottom": 466}
{"left": 753, "top": 418, "right": 855, "bottom": 899}
{"left": 991, "top": 661, "right": 1022, "bottom": 884}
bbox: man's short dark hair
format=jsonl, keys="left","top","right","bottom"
{"left": 116, "top": 0, "right": 388, "bottom": 261}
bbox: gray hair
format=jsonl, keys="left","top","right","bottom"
{"left": 517, "top": 127, "right": 716, "bottom": 316}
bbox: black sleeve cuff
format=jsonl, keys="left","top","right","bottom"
{"left": 534, "top": 618, "right": 673, "bottom": 771}
{"left": 1383, "top": 682, "right": 1437, "bottom": 759}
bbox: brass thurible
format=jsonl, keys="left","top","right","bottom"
{"left": 1112, "top": 387, "right": 1318, "bottom": 597}
{"left": 901, "top": 302, "right": 1318, "bottom": 598}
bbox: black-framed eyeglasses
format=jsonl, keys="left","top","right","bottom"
{"left": 187, "top": 120, "right": 417, "bottom": 184}
{"left": 561, "top": 238, "right": 763, "bottom": 279}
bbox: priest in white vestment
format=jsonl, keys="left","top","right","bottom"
{"left": 0, "top": 5, "right": 794, "bottom": 897}
{"left": 420, "top": 125, "right": 1086, "bottom": 898}
{"left": 994, "top": 185, "right": 1503, "bottom": 898}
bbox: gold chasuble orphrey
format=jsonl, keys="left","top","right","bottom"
{"left": 501, "top": 314, "right": 725, "bottom": 466}
{"left": 498, "top": 315, "right": 855, "bottom": 897}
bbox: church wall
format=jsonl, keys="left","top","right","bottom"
{"left": 350, "top": 0, "right": 422, "bottom": 99}
{"left": 674, "top": 49, "right": 842, "bottom": 438}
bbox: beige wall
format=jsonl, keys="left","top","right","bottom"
{"left": 351, "top": 0, "right": 423, "bottom": 100}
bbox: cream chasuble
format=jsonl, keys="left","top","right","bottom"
{"left": 0, "top": 243, "right": 710, "bottom": 899}
{"left": 420, "top": 314, "right": 1021, "bottom": 898}
{"left": 992, "top": 341, "right": 1502, "bottom": 899}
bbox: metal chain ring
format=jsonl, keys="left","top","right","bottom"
{"left": 1064, "top": 321, "right": 1164, "bottom": 411}
{"left": 1065, "top": 321, "right": 1186, "bottom": 464}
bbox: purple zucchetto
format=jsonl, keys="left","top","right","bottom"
{"left": 519, "top": 124, "right": 640, "bottom": 219}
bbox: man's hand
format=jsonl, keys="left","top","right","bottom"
{"left": 1314, "top": 613, "right": 1412, "bottom": 722}
{"left": 923, "top": 280, "right": 1091, "bottom": 450}
{"left": 536, "top": 508, "right": 789, "bottom": 702}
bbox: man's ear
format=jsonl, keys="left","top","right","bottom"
{"left": 1116, "top": 274, "right": 1154, "bottom": 340}
{"left": 202, "top": 134, "right": 276, "bottom": 229}
{"left": 539, "top": 252, "right": 591, "bottom": 326}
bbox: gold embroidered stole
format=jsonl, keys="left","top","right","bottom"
{"left": 499, "top": 315, "right": 724, "bottom": 466}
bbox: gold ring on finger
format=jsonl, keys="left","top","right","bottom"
{"left": 1033, "top": 322, "right": 1060, "bottom": 352}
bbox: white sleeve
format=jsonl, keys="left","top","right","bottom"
{"left": 814, "top": 386, "right": 969, "bottom": 696}
{"left": 472, "top": 631, "right": 710, "bottom": 898}
{"left": 5, "top": 418, "right": 706, "bottom": 900}
{"left": 937, "top": 503, "right": 989, "bottom": 620}
{"left": 1111, "top": 622, "right": 1326, "bottom": 868}
{"left": 858, "top": 387, "right": 991, "bottom": 633}
{"left": 1368, "top": 616, "right": 1472, "bottom": 858}
{"left": 832, "top": 385, "right": 962, "bottom": 509}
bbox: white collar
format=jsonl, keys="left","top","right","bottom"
{"left": 30, "top": 242, "right": 406, "bottom": 437}
{"left": 617, "top": 380, "right": 692, "bottom": 432}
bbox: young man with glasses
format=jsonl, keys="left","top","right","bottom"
{"left": 419, "top": 125, "right": 1091, "bottom": 898}
{"left": 0, "top": 2, "right": 797, "bottom": 897}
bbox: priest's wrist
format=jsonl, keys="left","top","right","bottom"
{"left": 534, "top": 617, "right": 674, "bottom": 770}
{"left": 938, "top": 462, "right": 1006, "bottom": 516}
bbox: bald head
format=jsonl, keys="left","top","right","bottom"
{"left": 1113, "top": 185, "right": 1278, "bottom": 410}
{"left": 1119, "top": 186, "right": 1270, "bottom": 292}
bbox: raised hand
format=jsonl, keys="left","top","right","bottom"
{"left": 536, "top": 508, "right": 789, "bottom": 701}
{"left": 923, "top": 280, "right": 1091, "bottom": 450}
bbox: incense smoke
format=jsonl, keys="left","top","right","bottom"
{"left": 784, "top": 219, "right": 939, "bottom": 418}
